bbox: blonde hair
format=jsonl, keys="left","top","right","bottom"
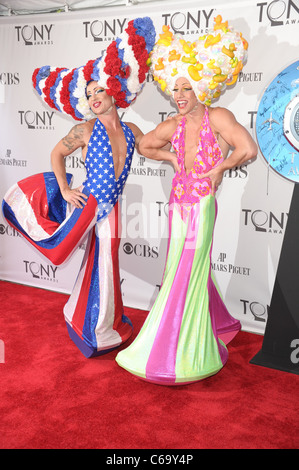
{"left": 150, "top": 15, "right": 248, "bottom": 106}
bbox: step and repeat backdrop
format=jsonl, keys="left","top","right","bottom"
{"left": 0, "top": 0, "right": 298, "bottom": 335}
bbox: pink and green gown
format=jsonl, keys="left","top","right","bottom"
{"left": 116, "top": 107, "right": 241, "bottom": 385}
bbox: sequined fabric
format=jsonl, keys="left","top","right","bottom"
{"left": 84, "top": 119, "right": 135, "bottom": 220}
{"left": 2, "top": 119, "right": 135, "bottom": 356}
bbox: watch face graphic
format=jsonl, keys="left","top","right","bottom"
{"left": 256, "top": 60, "right": 299, "bottom": 189}
{"left": 284, "top": 95, "right": 299, "bottom": 151}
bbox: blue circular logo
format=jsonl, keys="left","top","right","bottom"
{"left": 256, "top": 60, "right": 299, "bottom": 185}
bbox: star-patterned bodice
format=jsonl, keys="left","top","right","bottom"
{"left": 83, "top": 118, "right": 135, "bottom": 220}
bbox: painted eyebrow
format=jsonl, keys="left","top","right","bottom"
{"left": 174, "top": 83, "right": 192, "bottom": 88}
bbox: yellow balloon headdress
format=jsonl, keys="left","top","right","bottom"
{"left": 149, "top": 15, "right": 248, "bottom": 106}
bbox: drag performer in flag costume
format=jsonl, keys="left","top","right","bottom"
{"left": 2, "top": 17, "right": 156, "bottom": 358}
{"left": 116, "top": 16, "right": 258, "bottom": 384}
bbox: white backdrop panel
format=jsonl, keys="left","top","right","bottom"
{"left": 1, "top": 0, "right": 298, "bottom": 335}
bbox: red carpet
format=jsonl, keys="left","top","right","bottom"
{"left": 0, "top": 280, "right": 298, "bottom": 450}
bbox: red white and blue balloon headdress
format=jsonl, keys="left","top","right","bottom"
{"left": 150, "top": 15, "right": 248, "bottom": 106}
{"left": 32, "top": 17, "right": 156, "bottom": 121}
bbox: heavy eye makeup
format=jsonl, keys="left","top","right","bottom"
{"left": 173, "top": 87, "right": 193, "bottom": 93}
{"left": 87, "top": 87, "right": 105, "bottom": 100}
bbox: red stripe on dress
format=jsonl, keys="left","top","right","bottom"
{"left": 71, "top": 228, "right": 96, "bottom": 339}
{"left": 10, "top": 192, "right": 98, "bottom": 266}
{"left": 17, "top": 174, "right": 59, "bottom": 236}
{"left": 107, "top": 201, "right": 132, "bottom": 343}
{"left": 40, "top": 195, "right": 98, "bottom": 265}
{"left": 109, "top": 202, "right": 124, "bottom": 331}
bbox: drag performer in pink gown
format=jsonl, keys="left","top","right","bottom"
{"left": 116, "top": 16, "right": 258, "bottom": 384}
{"left": 2, "top": 17, "right": 156, "bottom": 358}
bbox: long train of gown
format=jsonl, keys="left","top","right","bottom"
{"left": 2, "top": 119, "right": 135, "bottom": 357}
{"left": 116, "top": 108, "right": 241, "bottom": 384}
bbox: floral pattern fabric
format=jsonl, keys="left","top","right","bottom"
{"left": 171, "top": 107, "right": 223, "bottom": 205}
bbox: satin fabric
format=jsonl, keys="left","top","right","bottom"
{"left": 116, "top": 108, "right": 241, "bottom": 384}
{"left": 116, "top": 198, "right": 228, "bottom": 384}
{"left": 2, "top": 119, "right": 135, "bottom": 356}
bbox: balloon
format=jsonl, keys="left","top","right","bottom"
{"left": 150, "top": 15, "right": 248, "bottom": 105}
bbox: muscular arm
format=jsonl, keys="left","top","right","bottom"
{"left": 203, "top": 107, "right": 258, "bottom": 194}
{"left": 211, "top": 107, "right": 258, "bottom": 167}
{"left": 139, "top": 118, "right": 179, "bottom": 171}
{"left": 125, "top": 122, "right": 143, "bottom": 153}
{"left": 51, "top": 123, "right": 89, "bottom": 208}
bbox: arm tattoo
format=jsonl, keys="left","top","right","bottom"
{"left": 62, "top": 125, "right": 84, "bottom": 151}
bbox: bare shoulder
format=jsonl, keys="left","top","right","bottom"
{"left": 125, "top": 121, "right": 143, "bottom": 139}
{"left": 69, "top": 119, "right": 95, "bottom": 139}
{"left": 155, "top": 116, "right": 180, "bottom": 141}
{"left": 71, "top": 119, "right": 94, "bottom": 134}
{"left": 82, "top": 118, "right": 97, "bottom": 140}
{"left": 209, "top": 106, "right": 236, "bottom": 130}
{"left": 209, "top": 106, "right": 258, "bottom": 157}
{"left": 61, "top": 119, "right": 95, "bottom": 151}
{"left": 125, "top": 122, "right": 145, "bottom": 148}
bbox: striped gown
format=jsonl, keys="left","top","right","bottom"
{"left": 116, "top": 108, "right": 241, "bottom": 384}
{"left": 2, "top": 119, "right": 135, "bottom": 357}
